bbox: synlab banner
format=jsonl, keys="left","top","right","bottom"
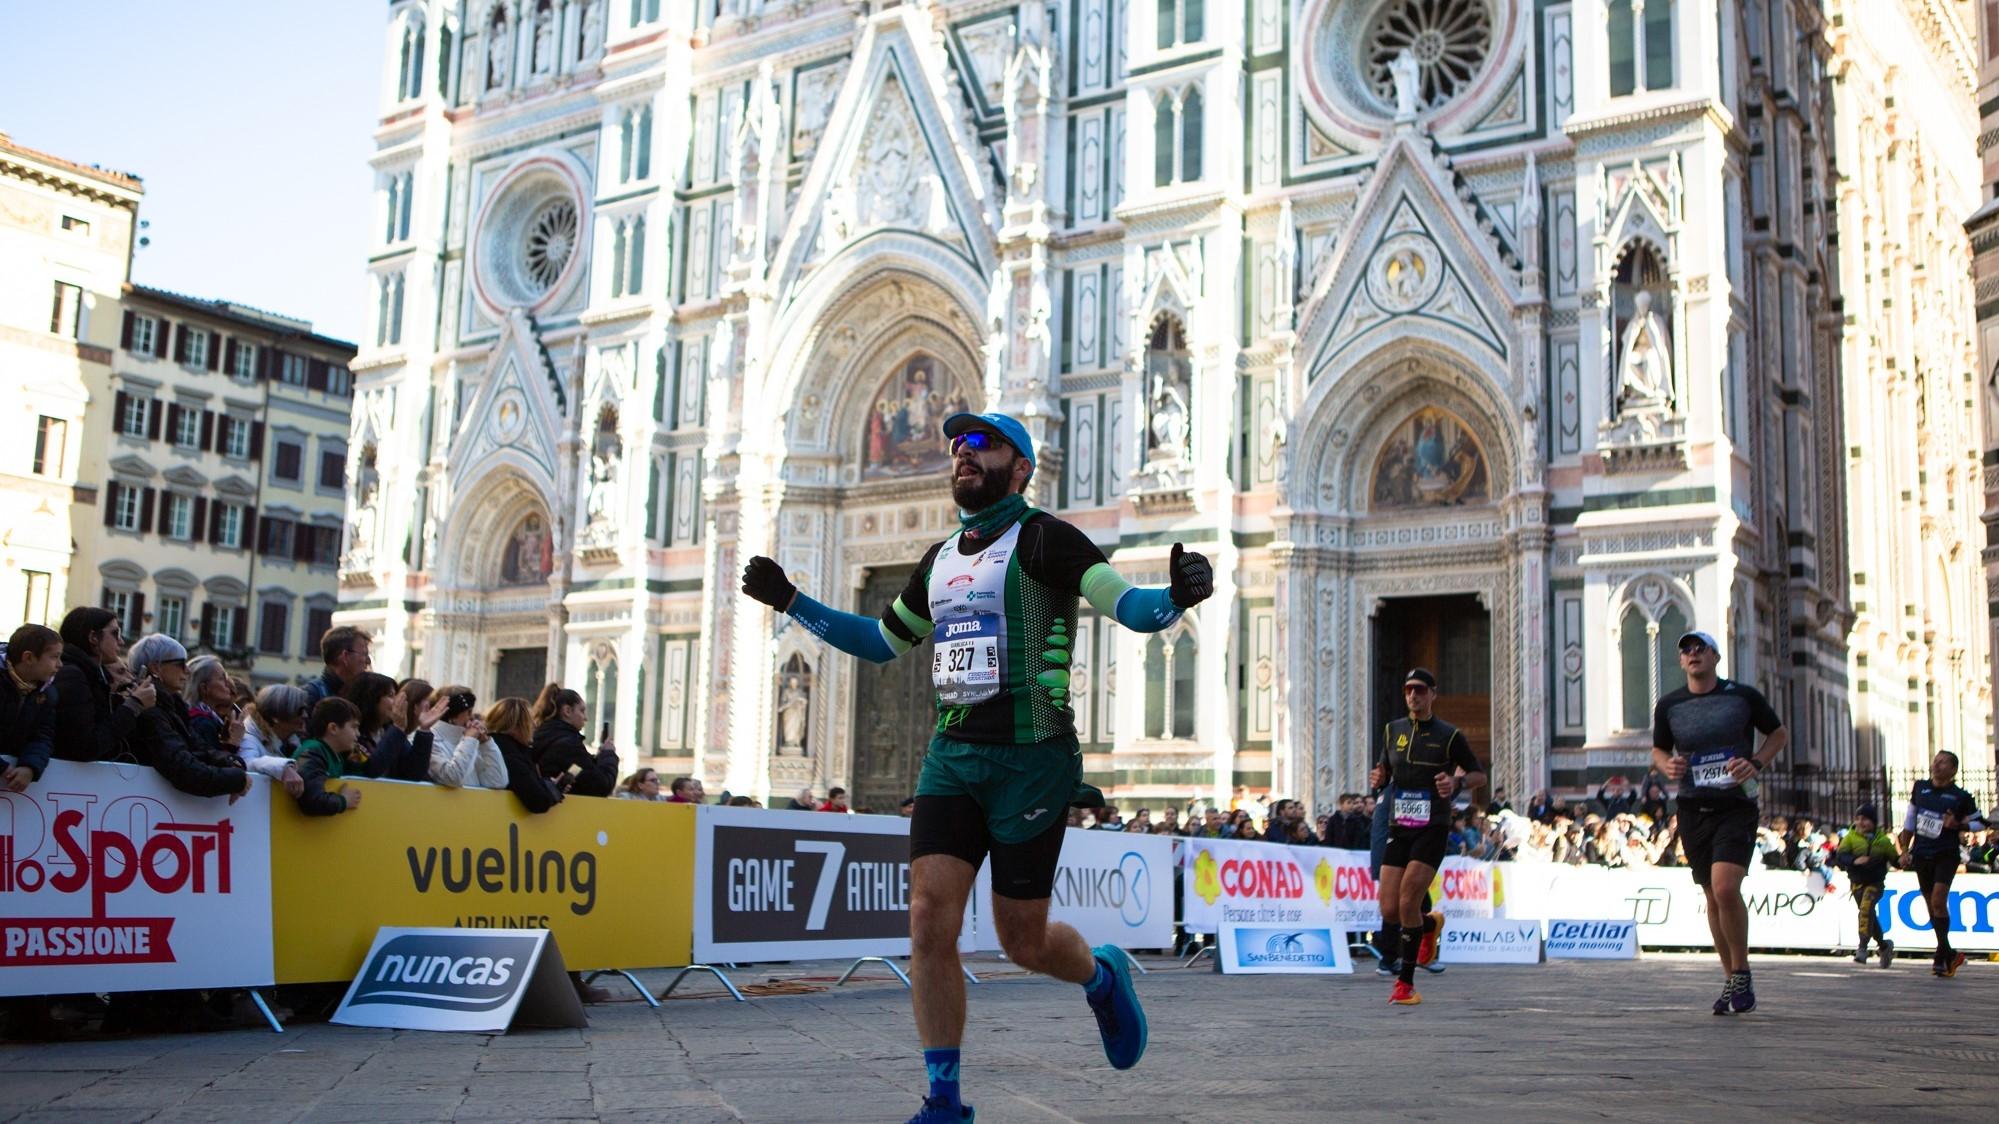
{"left": 972, "top": 828, "right": 1174, "bottom": 950}
{"left": 0, "top": 761, "right": 274, "bottom": 996}
{"left": 695, "top": 805, "right": 931, "bottom": 961}
{"left": 271, "top": 781, "right": 692, "bottom": 982}
{"left": 1180, "top": 837, "right": 1495, "bottom": 933}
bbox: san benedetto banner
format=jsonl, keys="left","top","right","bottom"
{"left": 694, "top": 805, "right": 936, "bottom": 962}
{"left": 0, "top": 761, "right": 274, "bottom": 996}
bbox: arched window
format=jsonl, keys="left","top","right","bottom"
{"left": 1143, "top": 623, "right": 1198, "bottom": 739}
{"left": 620, "top": 105, "right": 653, "bottom": 183}
{"left": 610, "top": 221, "right": 628, "bottom": 298}
{"left": 626, "top": 214, "right": 646, "bottom": 294}
{"left": 1157, "top": 0, "right": 1204, "bottom": 50}
{"left": 384, "top": 176, "right": 402, "bottom": 244}
{"left": 399, "top": 14, "right": 427, "bottom": 101}
{"left": 1608, "top": 0, "right": 1674, "bottom": 96}
{"left": 1617, "top": 587, "right": 1689, "bottom": 730}
{"left": 1152, "top": 87, "right": 1204, "bottom": 188}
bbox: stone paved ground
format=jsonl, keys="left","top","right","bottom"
{"left": 5, "top": 952, "right": 1997, "bottom": 1124}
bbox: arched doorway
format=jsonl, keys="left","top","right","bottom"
{"left": 743, "top": 263, "right": 990, "bottom": 807}
{"left": 427, "top": 469, "right": 561, "bottom": 700}
{"left": 1278, "top": 342, "right": 1527, "bottom": 806}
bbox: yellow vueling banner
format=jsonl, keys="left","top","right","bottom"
{"left": 270, "top": 780, "right": 693, "bottom": 983}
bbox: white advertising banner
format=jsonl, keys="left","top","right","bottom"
{"left": 1218, "top": 923, "right": 1354, "bottom": 974}
{"left": 1544, "top": 919, "right": 1640, "bottom": 959}
{"left": 0, "top": 761, "right": 275, "bottom": 996}
{"left": 1181, "top": 837, "right": 1495, "bottom": 934}
{"left": 1873, "top": 873, "right": 1999, "bottom": 953}
{"left": 972, "top": 828, "right": 1173, "bottom": 951}
{"left": 330, "top": 927, "right": 586, "bottom": 1033}
{"left": 1436, "top": 917, "right": 1543, "bottom": 964}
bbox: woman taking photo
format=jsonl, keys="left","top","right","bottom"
{"left": 427, "top": 685, "right": 508, "bottom": 788}
{"left": 50, "top": 606, "right": 149, "bottom": 763}
{"left": 529, "top": 685, "right": 617, "bottom": 797}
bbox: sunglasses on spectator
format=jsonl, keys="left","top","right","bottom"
{"left": 950, "top": 431, "right": 1005, "bottom": 453}
{"left": 1403, "top": 684, "right": 1432, "bottom": 694}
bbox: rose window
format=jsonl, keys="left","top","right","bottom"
{"left": 523, "top": 199, "right": 578, "bottom": 294}
{"left": 1363, "top": 0, "right": 1493, "bottom": 113}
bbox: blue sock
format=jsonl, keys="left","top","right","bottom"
{"left": 1084, "top": 956, "right": 1113, "bottom": 1001}
{"left": 923, "top": 1047, "right": 961, "bottom": 1108}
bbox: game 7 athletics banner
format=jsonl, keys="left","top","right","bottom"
{"left": 0, "top": 761, "right": 274, "bottom": 996}
{"left": 270, "top": 781, "right": 693, "bottom": 983}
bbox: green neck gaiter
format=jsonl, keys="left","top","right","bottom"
{"left": 959, "top": 493, "right": 1028, "bottom": 541}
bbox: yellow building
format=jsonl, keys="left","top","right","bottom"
{"left": 0, "top": 132, "right": 142, "bottom": 625}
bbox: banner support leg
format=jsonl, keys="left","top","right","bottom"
{"left": 586, "top": 969, "right": 660, "bottom": 1008}
{"left": 1182, "top": 944, "right": 1214, "bottom": 969}
{"left": 659, "top": 965, "right": 746, "bottom": 1002}
{"left": 834, "top": 956, "right": 912, "bottom": 988}
{"left": 1116, "top": 947, "right": 1148, "bottom": 975}
{"left": 246, "top": 989, "right": 285, "bottom": 1034}
{"left": 962, "top": 963, "right": 980, "bottom": 984}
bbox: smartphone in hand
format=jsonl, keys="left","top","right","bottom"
{"left": 598, "top": 722, "right": 610, "bottom": 743}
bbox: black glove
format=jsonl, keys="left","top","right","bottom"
{"left": 741, "top": 555, "right": 797, "bottom": 611}
{"left": 1168, "top": 542, "right": 1213, "bottom": 608}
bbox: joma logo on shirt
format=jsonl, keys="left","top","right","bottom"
{"left": 944, "top": 620, "right": 984, "bottom": 638}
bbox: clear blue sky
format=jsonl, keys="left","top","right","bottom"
{"left": 0, "top": 3, "right": 385, "bottom": 343}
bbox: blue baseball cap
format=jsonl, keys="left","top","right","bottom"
{"left": 942, "top": 411, "right": 1034, "bottom": 468}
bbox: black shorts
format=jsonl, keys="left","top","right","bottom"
{"left": 909, "top": 794, "right": 1067, "bottom": 900}
{"left": 1680, "top": 800, "right": 1759, "bottom": 886}
{"left": 1382, "top": 824, "right": 1450, "bottom": 871}
{"left": 1911, "top": 850, "right": 1960, "bottom": 896}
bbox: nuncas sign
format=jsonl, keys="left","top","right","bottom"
{"left": 271, "top": 782, "right": 693, "bottom": 983}
{"left": 332, "top": 927, "right": 585, "bottom": 1033}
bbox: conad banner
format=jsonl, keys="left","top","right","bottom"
{"left": 270, "top": 781, "right": 692, "bottom": 982}
{"left": 971, "top": 828, "right": 1174, "bottom": 951}
{"left": 0, "top": 761, "right": 274, "bottom": 996}
{"left": 1180, "top": 837, "right": 1495, "bottom": 933}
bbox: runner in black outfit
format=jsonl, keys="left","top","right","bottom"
{"left": 1368, "top": 668, "right": 1484, "bottom": 1006}
{"left": 1897, "top": 750, "right": 1987, "bottom": 978}
{"left": 1650, "top": 630, "right": 1787, "bottom": 1015}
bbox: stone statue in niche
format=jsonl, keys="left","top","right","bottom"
{"left": 343, "top": 443, "right": 382, "bottom": 570}
{"left": 486, "top": 16, "right": 511, "bottom": 90}
{"left": 1140, "top": 317, "right": 1193, "bottom": 482}
{"left": 582, "top": 407, "right": 622, "bottom": 546}
{"left": 1390, "top": 49, "right": 1421, "bottom": 120}
{"left": 1616, "top": 291, "right": 1672, "bottom": 405}
{"left": 532, "top": 3, "right": 556, "bottom": 76}
{"left": 580, "top": 0, "right": 605, "bottom": 59}
{"left": 776, "top": 672, "right": 809, "bottom": 754}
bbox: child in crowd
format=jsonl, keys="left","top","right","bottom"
{"left": 1833, "top": 802, "right": 1898, "bottom": 967}
{"left": 292, "top": 697, "right": 368, "bottom": 815}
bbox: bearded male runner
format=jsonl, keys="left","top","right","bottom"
{"left": 740, "top": 412, "right": 1213, "bottom": 1123}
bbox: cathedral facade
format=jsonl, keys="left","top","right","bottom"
{"left": 342, "top": 0, "right": 1980, "bottom": 811}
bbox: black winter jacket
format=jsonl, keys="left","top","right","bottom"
{"left": 50, "top": 644, "right": 139, "bottom": 763}
{"left": 355, "top": 723, "right": 433, "bottom": 782}
{"left": 291, "top": 737, "right": 357, "bottom": 816}
{"left": 0, "top": 674, "right": 56, "bottom": 780}
{"left": 496, "top": 732, "right": 560, "bottom": 813}
{"left": 530, "top": 718, "right": 617, "bottom": 797}
{"left": 135, "top": 689, "right": 249, "bottom": 798}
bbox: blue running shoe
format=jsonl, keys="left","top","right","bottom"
{"left": 1086, "top": 945, "right": 1148, "bottom": 1070}
{"left": 906, "top": 1096, "right": 974, "bottom": 1123}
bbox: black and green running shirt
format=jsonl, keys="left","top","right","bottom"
{"left": 876, "top": 509, "right": 1150, "bottom": 745}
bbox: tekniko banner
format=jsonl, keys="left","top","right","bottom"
{"left": 970, "top": 828, "right": 1174, "bottom": 951}
{"left": 0, "top": 761, "right": 273, "bottom": 996}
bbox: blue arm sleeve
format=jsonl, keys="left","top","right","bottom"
{"left": 789, "top": 593, "right": 899, "bottom": 664}
{"left": 1112, "top": 585, "right": 1184, "bottom": 632}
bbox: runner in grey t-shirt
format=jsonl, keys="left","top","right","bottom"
{"left": 1650, "top": 630, "right": 1787, "bottom": 1016}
